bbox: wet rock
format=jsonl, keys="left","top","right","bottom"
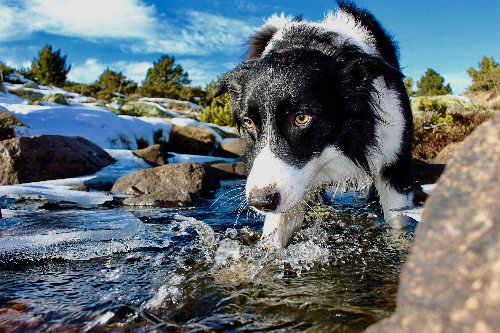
{"left": 111, "top": 162, "right": 220, "bottom": 207}
{"left": 0, "top": 135, "right": 115, "bottom": 185}
{"left": 366, "top": 115, "right": 500, "bottom": 333}
{"left": 210, "top": 162, "right": 246, "bottom": 179}
{"left": 218, "top": 139, "right": 244, "bottom": 158}
{"left": 133, "top": 143, "right": 171, "bottom": 167}
{"left": 433, "top": 141, "right": 463, "bottom": 164}
{"left": 166, "top": 125, "right": 217, "bottom": 156}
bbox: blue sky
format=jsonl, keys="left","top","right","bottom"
{"left": 1, "top": 0, "right": 499, "bottom": 94}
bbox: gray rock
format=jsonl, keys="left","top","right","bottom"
{"left": 366, "top": 115, "right": 500, "bottom": 333}
{"left": 0, "top": 135, "right": 115, "bottom": 185}
{"left": 111, "top": 162, "right": 220, "bottom": 207}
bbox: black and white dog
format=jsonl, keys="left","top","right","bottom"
{"left": 214, "top": 1, "right": 414, "bottom": 248}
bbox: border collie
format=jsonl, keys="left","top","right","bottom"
{"left": 214, "top": 1, "right": 414, "bottom": 248}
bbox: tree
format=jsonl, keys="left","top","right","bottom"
{"left": 95, "top": 68, "right": 137, "bottom": 94}
{"left": 415, "top": 69, "right": 452, "bottom": 96}
{"left": 467, "top": 56, "right": 500, "bottom": 92}
{"left": 404, "top": 77, "right": 415, "bottom": 98}
{"left": 141, "top": 55, "right": 190, "bottom": 98}
{"left": 31, "top": 45, "right": 71, "bottom": 87}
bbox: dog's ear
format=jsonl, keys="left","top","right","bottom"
{"left": 213, "top": 60, "right": 257, "bottom": 98}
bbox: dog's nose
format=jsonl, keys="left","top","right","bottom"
{"left": 248, "top": 187, "right": 281, "bottom": 211}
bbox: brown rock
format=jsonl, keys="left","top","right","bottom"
{"left": 111, "top": 162, "right": 221, "bottom": 207}
{"left": 366, "top": 115, "right": 500, "bottom": 332}
{"left": 166, "top": 125, "right": 216, "bottom": 156}
{"left": 218, "top": 139, "right": 244, "bottom": 158}
{"left": 70, "top": 184, "right": 89, "bottom": 192}
{"left": 433, "top": 141, "right": 463, "bottom": 164}
{"left": 210, "top": 162, "right": 247, "bottom": 179}
{"left": 133, "top": 144, "right": 170, "bottom": 167}
{"left": 0, "top": 135, "right": 115, "bottom": 185}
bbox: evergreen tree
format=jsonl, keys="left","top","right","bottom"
{"left": 31, "top": 45, "right": 71, "bottom": 87}
{"left": 141, "top": 55, "right": 190, "bottom": 98}
{"left": 96, "top": 68, "right": 134, "bottom": 93}
{"left": 404, "top": 77, "right": 415, "bottom": 97}
{"left": 467, "top": 56, "right": 500, "bottom": 92}
{"left": 416, "top": 69, "right": 452, "bottom": 96}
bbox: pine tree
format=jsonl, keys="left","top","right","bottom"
{"left": 141, "top": 55, "right": 190, "bottom": 98}
{"left": 97, "top": 69, "right": 131, "bottom": 93}
{"left": 467, "top": 56, "right": 500, "bottom": 92}
{"left": 415, "top": 69, "right": 452, "bottom": 96}
{"left": 31, "top": 45, "right": 71, "bottom": 87}
{"left": 404, "top": 77, "right": 415, "bottom": 97}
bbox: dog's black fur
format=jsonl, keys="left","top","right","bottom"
{"left": 214, "top": 1, "right": 414, "bottom": 248}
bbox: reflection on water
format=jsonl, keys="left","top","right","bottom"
{"left": 0, "top": 180, "right": 415, "bottom": 332}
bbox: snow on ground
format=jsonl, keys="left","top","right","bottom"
{"left": 140, "top": 97, "right": 202, "bottom": 110}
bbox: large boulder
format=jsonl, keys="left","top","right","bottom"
{"left": 0, "top": 135, "right": 115, "bottom": 185}
{"left": 166, "top": 125, "right": 217, "bottom": 156}
{"left": 433, "top": 141, "right": 463, "bottom": 164}
{"left": 366, "top": 115, "right": 500, "bottom": 332}
{"left": 111, "top": 162, "right": 220, "bottom": 207}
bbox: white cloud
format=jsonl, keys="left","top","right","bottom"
{"left": 0, "top": 1, "right": 258, "bottom": 57}
{"left": 0, "top": 0, "right": 159, "bottom": 42}
{"left": 129, "top": 10, "right": 258, "bottom": 55}
{"left": 67, "top": 58, "right": 151, "bottom": 84}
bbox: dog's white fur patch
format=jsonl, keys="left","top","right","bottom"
{"left": 262, "top": 9, "right": 376, "bottom": 58}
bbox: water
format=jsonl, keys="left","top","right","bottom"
{"left": 0, "top": 180, "right": 415, "bottom": 332}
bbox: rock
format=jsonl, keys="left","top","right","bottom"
{"left": 70, "top": 184, "right": 89, "bottom": 192}
{"left": 210, "top": 162, "right": 247, "bottom": 179}
{"left": 133, "top": 144, "right": 171, "bottom": 167}
{"left": 41, "top": 93, "right": 69, "bottom": 106}
{"left": 111, "top": 162, "right": 220, "bottom": 207}
{"left": 7, "top": 89, "right": 44, "bottom": 102}
{"left": 218, "top": 139, "right": 244, "bottom": 158}
{"left": 166, "top": 125, "right": 217, "bottom": 156}
{"left": 21, "top": 82, "right": 40, "bottom": 89}
{"left": 433, "top": 141, "right": 463, "bottom": 164}
{"left": 366, "top": 115, "right": 500, "bottom": 333}
{"left": 412, "top": 162, "right": 445, "bottom": 185}
{"left": 120, "top": 101, "right": 173, "bottom": 118}
{"left": 411, "top": 95, "right": 485, "bottom": 116}
{"left": 0, "top": 135, "right": 115, "bottom": 185}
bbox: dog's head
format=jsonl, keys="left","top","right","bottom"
{"left": 214, "top": 42, "right": 403, "bottom": 215}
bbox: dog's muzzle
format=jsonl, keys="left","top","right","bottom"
{"left": 248, "top": 186, "right": 281, "bottom": 212}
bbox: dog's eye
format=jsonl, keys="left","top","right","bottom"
{"left": 295, "top": 114, "right": 311, "bottom": 126}
{"left": 243, "top": 117, "right": 255, "bottom": 129}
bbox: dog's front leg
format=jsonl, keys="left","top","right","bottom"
{"left": 374, "top": 177, "right": 414, "bottom": 228}
{"left": 261, "top": 203, "right": 305, "bottom": 248}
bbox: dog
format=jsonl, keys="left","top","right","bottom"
{"left": 214, "top": 1, "right": 414, "bottom": 248}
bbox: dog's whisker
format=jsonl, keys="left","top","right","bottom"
{"left": 210, "top": 187, "right": 246, "bottom": 209}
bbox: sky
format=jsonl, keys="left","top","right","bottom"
{"left": 1, "top": 0, "right": 499, "bottom": 95}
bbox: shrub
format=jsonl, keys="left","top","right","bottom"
{"left": 200, "top": 93, "right": 235, "bottom": 127}
{"left": 467, "top": 56, "right": 500, "bottom": 92}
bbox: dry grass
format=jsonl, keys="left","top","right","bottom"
{"left": 462, "top": 90, "right": 500, "bottom": 112}
{"left": 0, "top": 111, "right": 24, "bottom": 141}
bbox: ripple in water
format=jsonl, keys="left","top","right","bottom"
{"left": 0, "top": 180, "right": 415, "bottom": 332}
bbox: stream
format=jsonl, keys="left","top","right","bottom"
{"left": 0, "top": 179, "right": 415, "bottom": 332}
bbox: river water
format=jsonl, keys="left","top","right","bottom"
{"left": 0, "top": 180, "right": 415, "bottom": 332}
